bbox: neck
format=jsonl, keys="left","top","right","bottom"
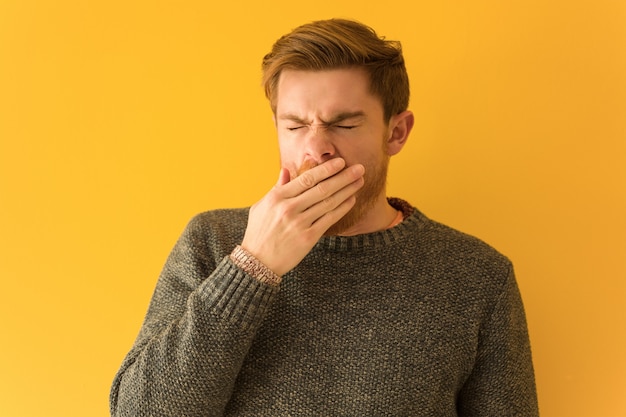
{"left": 336, "top": 193, "right": 397, "bottom": 236}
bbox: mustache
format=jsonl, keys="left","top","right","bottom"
{"left": 296, "top": 159, "right": 319, "bottom": 177}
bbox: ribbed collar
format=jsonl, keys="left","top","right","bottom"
{"left": 312, "top": 197, "right": 427, "bottom": 253}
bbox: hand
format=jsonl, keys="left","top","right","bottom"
{"left": 241, "top": 158, "right": 365, "bottom": 276}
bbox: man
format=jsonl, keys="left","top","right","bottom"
{"left": 110, "top": 19, "right": 539, "bottom": 416}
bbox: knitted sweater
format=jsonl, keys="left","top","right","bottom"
{"left": 110, "top": 198, "right": 539, "bottom": 416}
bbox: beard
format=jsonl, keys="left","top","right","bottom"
{"left": 296, "top": 148, "right": 389, "bottom": 236}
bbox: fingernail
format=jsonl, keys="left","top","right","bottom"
{"left": 330, "top": 158, "right": 345, "bottom": 169}
{"left": 352, "top": 164, "right": 365, "bottom": 175}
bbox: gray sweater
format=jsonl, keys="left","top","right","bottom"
{"left": 110, "top": 198, "right": 539, "bottom": 416}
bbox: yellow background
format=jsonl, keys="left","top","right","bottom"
{"left": 1, "top": 0, "right": 624, "bottom": 415}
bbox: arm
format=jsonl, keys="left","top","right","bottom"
{"left": 110, "top": 158, "right": 365, "bottom": 416}
{"left": 110, "top": 215, "right": 279, "bottom": 417}
{"left": 457, "top": 267, "right": 539, "bottom": 416}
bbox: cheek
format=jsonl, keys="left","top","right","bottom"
{"left": 277, "top": 142, "right": 299, "bottom": 176}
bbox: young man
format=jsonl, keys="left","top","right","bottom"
{"left": 111, "top": 19, "right": 539, "bottom": 416}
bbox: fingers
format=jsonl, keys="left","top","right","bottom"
{"left": 276, "top": 168, "right": 291, "bottom": 186}
{"left": 273, "top": 158, "right": 364, "bottom": 221}
{"left": 274, "top": 159, "right": 364, "bottom": 227}
{"left": 241, "top": 158, "right": 365, "bottom": 275}
{"left": 309, "top": 194, "right": 357, "bottom": 234}
{"left": 282, "top": 161, "right": 363, "bottom": 235}
{"left": 282, "top": 158, "right": 346, "bottom": 197}
{"left": 303, "top": 165, "right": 365, "bottom": 210}
{"left": 298, "top": 163, "right": 364, "bottom": 209}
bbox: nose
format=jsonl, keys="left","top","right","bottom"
{"left": 304, "top": 125, "right": 336, "bottom": 163}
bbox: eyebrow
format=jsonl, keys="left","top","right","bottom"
{"left": 278, "top": 111, "right": 366, "bottom": 125}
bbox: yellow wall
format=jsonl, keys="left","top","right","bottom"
{"left": 1, "top": 1, "right": 624, "bottom": 415}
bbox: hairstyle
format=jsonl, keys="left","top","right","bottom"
{"left": 262, "top": 19, "right": 410, "bottom": 121}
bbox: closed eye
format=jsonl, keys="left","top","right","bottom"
{"left": 287, "top": 126, "right": 305, "bottom": 131}
{"left": 336, "top": 125, "right": 356, "bottom": 130}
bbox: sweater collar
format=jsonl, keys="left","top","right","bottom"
{"left": 312, "top": 198, "right": 425, "bottom": 252}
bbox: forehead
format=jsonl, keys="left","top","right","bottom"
{"left": 275, "top": 68, "right": 383, "bottom": 117}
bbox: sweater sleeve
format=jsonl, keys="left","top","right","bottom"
{"left": 457, "top": 266, "right": 539, "bottom": 416}
{"left": 109, "top": 215, "right": 279, "bottom": 417}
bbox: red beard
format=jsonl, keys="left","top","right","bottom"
{"left": 295, "top": 154, "right": 388, "bottom": 236}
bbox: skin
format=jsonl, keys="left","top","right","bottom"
{"left": 241, "top": 67, "right": 414, "bottom": 276}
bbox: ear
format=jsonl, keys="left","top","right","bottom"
{"left": 386, "top": 110, "right": 414, "bottom": 156}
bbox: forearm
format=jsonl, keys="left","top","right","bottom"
{"left": 111, "top": 258, "right": 279, "bottom": 417}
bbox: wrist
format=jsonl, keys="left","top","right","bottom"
{"left": 230, "top": 245, "right": 282, "bottom": 286}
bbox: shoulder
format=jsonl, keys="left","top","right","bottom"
{"left": 186, "top": 207, "right": 249, "bottom": 232}
{"left": 177, "top": 207, "right": 250, "bottom": 259}
{"left": 401, "top": 208, "right": 519, "bottom": 317}
{"left": 424, "top": 215, "right": 509, "bottom": 262}
{"left": 405, "top": 206, "right": 513, "bottom": 286}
